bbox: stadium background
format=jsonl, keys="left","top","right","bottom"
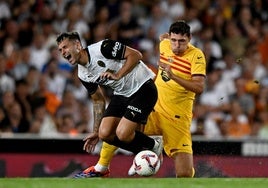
{"left": 0, "top": 0, "right": 268, "bottom": 178}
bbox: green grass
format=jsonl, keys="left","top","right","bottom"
{"left": 1, "top": 178, "right": 268, "bottom": 188}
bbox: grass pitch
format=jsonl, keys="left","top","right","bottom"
{"left": 0, "top": 178, "right": 268, "bottom": 188}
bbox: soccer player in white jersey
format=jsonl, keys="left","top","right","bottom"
{"left": 56, "top": 32, "right": 163, "bottom": 177}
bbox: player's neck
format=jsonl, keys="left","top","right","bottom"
{"left": 79, "top": 48, "right": 90, "bottom": 66}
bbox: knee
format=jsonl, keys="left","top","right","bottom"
{"left": 99, "top": 129, "right": 112, "bottom": 141}
{"left": 116, "top": 129, "right": 132, "bottom": 142}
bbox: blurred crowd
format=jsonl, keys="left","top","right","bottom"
{"left": 0, "top": 0, "right": 268, "bottom": 140}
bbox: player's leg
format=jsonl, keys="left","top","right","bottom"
{"left": 128, "top": 111, "right": 163, "bottom": 176}
{"left": 173, "top": 152, "right": 194, "bottom": 177}
{"left": 107, "top": 117, "right": 162, "bottom": 155}
{"left": 102, "top": 79, "right": 162, "bottom": 155}
{"left": 152, "top": 111, "right": 194, "bottom": 177}
{"left": 97, "top": 142, "right": 118, "bottom": 169}
{"left": 74, "top": 142, "right": 118, "bottom": 178}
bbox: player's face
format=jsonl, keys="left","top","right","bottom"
{"left": 58, "top": 39, "right": 81, "bottom": 66}
{"left": 169, "top": 33, "right": 190, "bottom": 55}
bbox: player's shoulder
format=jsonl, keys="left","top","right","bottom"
{"left": 160, "top": 39, "right": 170, "bottom": 46}
{"left": 159, "top": 39, "right": 171, "bottom": 51}
{"left": 188, "top": 43, "right": 204, "bottom": 55}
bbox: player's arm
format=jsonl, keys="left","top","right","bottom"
{"left": 115, "top": 46, "right": 142, "bottom": 79}
{"left": 80, "top": 80, "right": 106, "bottom": 153}
{"left": 170, "top": 74, "right": 205, "bottom": 94}
{"left": 160, "top": 59, "right": 206, "bottom": 94}
{"left": 90, "top": 87, "right": 106, "bottom": 134}
{"left": 100, "top": 39, "right": 142, "bottom": 80}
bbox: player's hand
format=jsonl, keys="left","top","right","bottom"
{"left": 159, "top": 32, "right": 169, "bottom": 41}
{"left": 83, "top": 132, "right": 99, "bottom": 153}
{"left": 164, "top": 65, "right": 173, "bottom": 78}
{"left": 100, "top": 72, "right": 120, "bottom": 80}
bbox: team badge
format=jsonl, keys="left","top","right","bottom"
{"left": 97, "top": 60, "right": 106, "bottom": 67}
{"left": 168, "top": 58, "right": 173, "bottom": 63}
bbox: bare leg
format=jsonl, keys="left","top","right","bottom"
{"left": 173, "top": 152, "right": 194, "bottom": 177}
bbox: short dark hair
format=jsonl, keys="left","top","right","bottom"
{"left": 169, "top": 20, "right": 191, "bottom": 37}
{"left": 56, "top": 31, "right": 81, "bottom": 44}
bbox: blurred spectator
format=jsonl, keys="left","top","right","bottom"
{"left": 229, "top": 77, "right": 255, "bottom": 124}
{"left": 48, "top": 45, "right": 73, "bottom": 78}
{"left": 0, "top": 101, "right": 30, "bottom": 133}
{"left": 29, "top": 32, "right": 50, "bottom": 71}
{"left": 244, "top": 46, "right": 267, "bottom": 82}
{"left": 160, "top": 0, "right": 185, "bottom": 21}
{"left": 31, "top": 74, "right": 61, "bottom": 116}
{"left": 9, "top": 46, "right": 31, "bottom": 80}
{"left": 255, "top": 84, "right": 268, "bottom": 114}
{"left": 0, "top": 90, "right": 15, "bottom": 115}
{"left": 17, "top": 17, "right": 35, "bottom": 48}
{"left": 14, "top": 79, "right": 32, "bottom": 122}
{"left": 58, "top": 1, "right": 90, "bottom": 45}
{"left": 110, "top": 0, "right": 143, "bottom": 47}
{"left": 221, "top": 100, "right": 251, "bottom": 138}
{"left": 142, "top": 2, "right": 172, "bottom": 41}
{"left": 88, "top": 5, "right": 111, "bottom": 44}
{"left": 234, "top": 1, "right": 262, "bottom": 42}
{"left": 0, "top": 0, "right": 11, "bottom": 20}
{"left": 95, "top": 0, "right": 120, "bottom": 21}
{"left": 76, "top": 120, "right": 90, "bottom": 134}
{"left": 196, "top": 26, "right": 223, "bottom": 73}
{"left": 78, "top": 102, "right": 92, "bottom": 133}
{"left": 138, "top": 39, "right": 158, "bottom": 74}
{"left": 42, "top": 58, "right": 67, "bottom": 100}
{"left": 56, "top": 90, "right": 81, "bottom": 124}
{"left": 57, "top": 113, "right": 77, "bottom": 134}
{"left": 220, "top": 20, "right": 248, "bottom": 59}
{"left": 258, "top": 23, "right": 268, "bottom": 65}
{"left": 182, "top": 5, "right": 202, "bottom": 37}
{"left": 0, "top": 106, "right": 4, "bottom": 124}
{"left": 40, "top": 19, "right": 57, "bottom": 49}
{"left": 24, "top": 66, "right": 40, "bottom": 94}
{"left": 64, "top": 66, "right": 88, "bottom": 103}
{"left": 0, "top": 54, "right": 15, "bottom": 99}
{"left": 257, "top": 111, "right": 268, "bottom": 139}
{"left": 30, "top": 97, "right": 58, "bottom": 136}
{"left": 0, "top": 18, "right": 19, "bottom": 53}
{"left": 79, "top": 0, "right": 96, "bottom": 23}
{"left": 199, "top": 67, "right": 231, "bottom": 109}
{"left": 210, "top": 12, "right": 226, "bottom": 43}
{"left": 12, "top": 0, "right": 33, "bottom": 23}
{"left": 220, "top": 51, "right": 242, "bottom": 83}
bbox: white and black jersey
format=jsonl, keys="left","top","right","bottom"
{"left": 78, "top": 39, "right": 155, "bottom": 97}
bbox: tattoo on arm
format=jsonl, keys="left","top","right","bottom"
{"left": 93, "top": 101, "right": 105, "bottom": 133}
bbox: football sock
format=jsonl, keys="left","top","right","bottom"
{"left": 97, "top": 142, "right": 118, "bottom": 168}
{"left": 109, "top": 131, "right": 155, "bottom": 154}
{"left": 94, "top": 163, "right": 108, "bottom": 172}
{"left": 191, "top": 168, "right": 195, "bottom": 177}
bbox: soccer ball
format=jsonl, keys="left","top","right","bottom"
{"left": 133, "top": 150, "right": 161, "bottom": 176}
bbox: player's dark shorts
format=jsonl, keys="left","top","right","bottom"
{"left": 103, "top": 79, "right": 157, "bottom": 124}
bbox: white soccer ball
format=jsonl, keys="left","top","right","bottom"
{"left": 133, "top": 150, "right": 161, "bottom": 176}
